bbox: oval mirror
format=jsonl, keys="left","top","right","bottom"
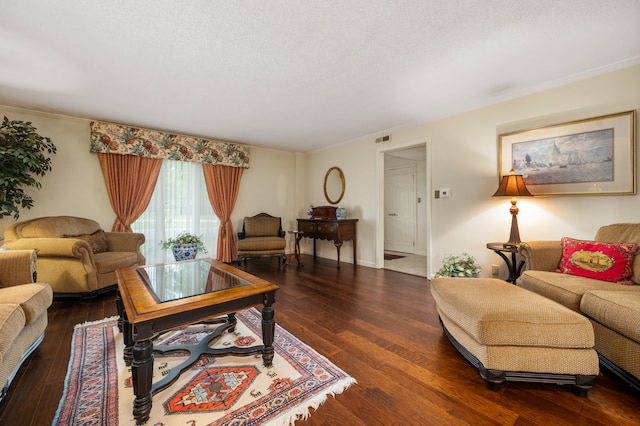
{"left": 324, "top": 167, "right": 345, "bottom": 204}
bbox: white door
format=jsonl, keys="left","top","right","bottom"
{"left": 384, "top": 166, "right": 416, "bottom": 253}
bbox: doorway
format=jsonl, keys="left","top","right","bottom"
{"left": 378, "top": 142, "right": 430, "bottom": 277}
{"left": 384, "top": 165, "right": 416, "bottom": 253}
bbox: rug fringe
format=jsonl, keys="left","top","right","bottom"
{"left": 73, "top": 315, "right": 119, "bottom": 329}
{"left": 269, "top": 377, "right": 357, "bottom": 425}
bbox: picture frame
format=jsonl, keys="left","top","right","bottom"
{"left": 498, "top": 110, "right": 636, "bottom": 196}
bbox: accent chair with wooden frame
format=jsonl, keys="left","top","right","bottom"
{"left": 236, "top": 212, "right": 286, "bottom": 266}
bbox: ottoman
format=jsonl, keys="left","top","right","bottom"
{"left": 430, "top": 277, "right": 599, "bottom": 395}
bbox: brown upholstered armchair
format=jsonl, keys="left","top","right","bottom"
{"left": 2, "top": 216, "right": 145, "bottom": 299}
{"left": 236, "top": 212, "right": 286, "bottom": 265}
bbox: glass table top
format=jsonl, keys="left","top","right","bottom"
{"left": 136, "top": 259, "right": 251, "bottom": 303}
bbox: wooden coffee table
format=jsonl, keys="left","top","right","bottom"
{"left": 116, "top": 258, "right": 279, "bottom": 425}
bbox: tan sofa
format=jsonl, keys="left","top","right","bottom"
{"left": 2, "top": 216, "right": 145, "bottom": 299}
{"left": 236, "top": 213, "right": 286, "bottom": 265}
{"left": 517, "top": 223, "right": 640, "bottom": 391}
{"left": 0, "top": 250, "right": 53, "bottom": 401}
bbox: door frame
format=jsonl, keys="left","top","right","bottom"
{"left": 376, "top": 139, "right": 432, "bottom": 276}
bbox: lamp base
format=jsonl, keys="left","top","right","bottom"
{"left": 507, "top": 211, "right": 521, "bottom": 245}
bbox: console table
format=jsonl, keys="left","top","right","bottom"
{"left": 297, "top": 218, "right": 358, "bottom": 268}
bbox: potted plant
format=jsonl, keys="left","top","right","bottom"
{"left": 160, "top": 232, "right": 207, "bottom": 261}
{"left": 433, "top": 253, "right": 481, "bottom": 278}
{"left": 0, "top": 116, "right": 57, "bottom": 219}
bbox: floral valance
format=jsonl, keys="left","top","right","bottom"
{"left": 89, "top": 121, "right": 250, "bottom": 168}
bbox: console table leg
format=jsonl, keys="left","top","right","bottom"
{"left": 132, "top": 339, "right": 154, "bottom": 425}
{"left": 261, "top": 292, "right": 276, "bottom": 367}
{"left": 334, "top": 242, "right": 343, "bottom": 269}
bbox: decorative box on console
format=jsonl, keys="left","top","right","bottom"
{"left": 312, "top": 206, "right": 337, "bottom": 219}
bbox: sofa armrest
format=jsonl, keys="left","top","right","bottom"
{"left": 105, "top": 232, "right": 146, "bottom": 264}
{"left": 518, "top": 240, "right": 563, "bottom": 272}
{"left": 0, "top": 249, "right": 36, "bottom": 287}
{"left": 104, "top": 232, "right": 144, "bottom": 251}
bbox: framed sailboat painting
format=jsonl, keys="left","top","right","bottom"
{"left": 497, "top": 110, "right": 636, "bottom": 196}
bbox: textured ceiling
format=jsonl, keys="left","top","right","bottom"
{"left": 1, "top": 1, "right": 639, "bottom": 152}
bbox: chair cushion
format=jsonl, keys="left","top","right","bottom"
{"left": 94, "top": 252, "right": 139, "bottom": 274}
{"left": 0, "top": 284, "right": 53, "bottom": 325}
{"left": 244, "top": 217, "right": 280, "bottom": 237}
{"left": 237, "top": 236, "right": 286, "bottom": 251}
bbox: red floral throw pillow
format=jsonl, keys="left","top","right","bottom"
{"left": 559, "top": 237, "right": 639, "bottom": 285}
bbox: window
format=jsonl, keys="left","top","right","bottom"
{"left": 132, "top": 160, "right": 219, "bottom": 264}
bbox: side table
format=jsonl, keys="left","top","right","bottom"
{"left": 486, "top": 242, "right": 525, "bottom": 284}
{"left": 284, "top": 230, "right": 304, "bottom": 267}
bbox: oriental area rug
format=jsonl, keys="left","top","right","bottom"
{"left": 54, "top": 308, "right": 356, "bottom": 425}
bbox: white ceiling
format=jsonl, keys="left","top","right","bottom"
{"left": 1, "top": 1, "right": 639, "bottom": 152}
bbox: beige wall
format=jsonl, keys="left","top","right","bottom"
{"left": 2, "top": 64, "right": 639, "bottom": 279}
{"left": 305, "top": 65, "right": 640, "bottom": 278}
{"left": 0, "top": 108, "right": 114, "bottom": 235}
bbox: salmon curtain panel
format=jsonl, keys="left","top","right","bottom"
{"left": 98, "top": 153, "right": 162, "bottom": 232}
{"left": 202, "top": 164, "right": 244, "bottom": 262}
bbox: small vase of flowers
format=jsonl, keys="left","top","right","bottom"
{"left": 160, "top": 232, "right": 207, "bottom": 261}
{"left": 433, "top": 253, "right": 481, "bottom": 278}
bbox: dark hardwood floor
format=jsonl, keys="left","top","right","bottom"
{"left": 1, "top": 255, "right": 639, "bottom": 425}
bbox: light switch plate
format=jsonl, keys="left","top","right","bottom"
{"left": 441, "top": 188, "right": 451, "bottom": 197}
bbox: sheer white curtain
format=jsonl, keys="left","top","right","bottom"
{"left": 132, "top": 160, "right": 219, "bottom": 264}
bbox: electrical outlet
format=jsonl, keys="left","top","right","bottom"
{"left": 492, "top": 264, "right": 500, "bottom": 276}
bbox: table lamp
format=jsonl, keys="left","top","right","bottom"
{"left": 492, "top": 171, "right": 533, "bottom": 244}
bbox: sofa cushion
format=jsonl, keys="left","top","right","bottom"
{"left": 63, "top": 230, "right": 108, "bottom": 253}
{"left": 559, "top": 237, "right": 638, "bottom": 284}
{"left": 0, "top": 284, "right": 53, "bottom": 325}
{"left": 237, "top": 236, "right": 286, "bottom": 251}
{"left": 93, "top": 252, "right": 139, "bottom": 274}
{"left": 0, "top": 304, "right": 26, "bottom": 358}
{"left": 517, "top": 270, "right": 640, "bottom": 312}
{"left": 18, "top": 216, "right": 101, "bottom": 239}
{"left": 244, "top": 217, "right": 280, "bottom": 237}
{"left": 581, "top": 290, "right": 640, "bottom": 343}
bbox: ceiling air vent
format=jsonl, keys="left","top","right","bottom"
{"left": 375, "top": 134, "right": 391, "bottom": 143}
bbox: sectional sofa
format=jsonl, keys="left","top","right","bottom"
{"left": 517, "top": 223, "right": 640, "bottom": 392}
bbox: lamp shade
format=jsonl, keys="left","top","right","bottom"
{"left": 492, "top": 174, "right": 533, "bottom": 197}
